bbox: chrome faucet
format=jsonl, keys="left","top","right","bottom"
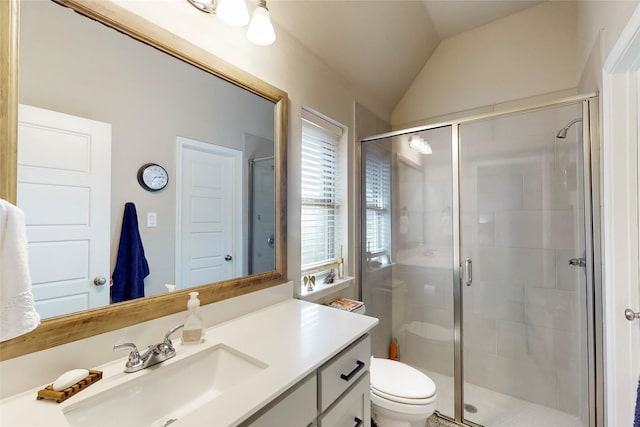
{"left": 114, "top": 324, "right": 184, "bottom": 373}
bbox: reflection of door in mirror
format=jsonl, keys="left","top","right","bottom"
{"left": 17, "top": 104, "right": 111, "bottom": 319}
{"left": 249, "top": 157, "right": 275, "bottom": 274}
{"left": 176, "top": 137, "right": 242, "bottom": 289}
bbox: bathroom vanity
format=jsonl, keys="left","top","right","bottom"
{"left": 244, "top": 335, "right": 371, "bottom": 426}
{"left": 0, "top": 298, "right": 377, "bottom": 426}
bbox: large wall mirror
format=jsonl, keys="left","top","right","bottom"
{"left": 0, "top": 0, "right": 288, "bottom": 360}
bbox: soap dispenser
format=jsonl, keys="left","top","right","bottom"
{"left": 181, "top": 292, "right": 205, "bottom": 344}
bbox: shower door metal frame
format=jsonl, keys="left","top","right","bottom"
{"left": 360, "top": 93, "right": 602, "bottom": 427}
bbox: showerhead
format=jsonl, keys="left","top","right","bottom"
{"left": 556, "top": 118, "right": 583, "bottom": 139}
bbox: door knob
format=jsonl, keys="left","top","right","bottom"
{"left": 224, "top": 255, "right": 232, "bottom": 262}
{"left": 624, "top": 308, "right": 640, "bottom": 321}
{"left": 93, "top": 276, "right": 107, "bottom": 286}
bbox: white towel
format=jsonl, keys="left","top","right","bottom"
{"left": 0, "top": 199, "right": 40, "bottom": 341}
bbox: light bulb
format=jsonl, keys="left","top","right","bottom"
{"left": 247, "top": 2, "right": 276, "bottom": 46}
{"left": 216, "top": 0, "right": 249, "bottom": 27}
{"left": 408, "top": 134, "right": 432, "bottom": 155}
{"left": 421, "top": 141, "right": 432, "bottom": 155}
{"left": 408, "top": 135, "right": 422, "bottom": 150}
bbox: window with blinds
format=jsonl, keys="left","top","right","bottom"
{"left": 301, "top": 111, "right": 342, "bottom": 272}
{"left": 364, "top": 143, "right": 391, "bottom": 257}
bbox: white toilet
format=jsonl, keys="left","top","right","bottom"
{"left": 370, "top": 357, "right": 437, "bottom": 427}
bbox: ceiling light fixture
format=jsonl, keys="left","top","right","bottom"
{"left": 186, "top": 0, "right": 276, "bottom": 46}
{"left": 246, "top": 0, "right": 276, "bottom": 46}
{"left": 408, "top": 134, "right": 432, "bottom": 155}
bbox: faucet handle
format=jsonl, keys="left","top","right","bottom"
{"left": 155, "top": 324, "right": 184, "bottom": 360}
{"left": 164, "top": 324, "right": 184, "bottom": 346}
{"left": 113, "top": 342, "right": 144, "bottom": 371}
{"left": 114, "top": 342, "right": 139, "bottom": 355}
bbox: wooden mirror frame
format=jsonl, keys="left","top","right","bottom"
{"left": 0, "top": 0, "right": 288, "bottom": 361}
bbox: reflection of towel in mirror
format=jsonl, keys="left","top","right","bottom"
{"left": 111, "top": 202, "right": 149, "bottom": 303}
{"left": 0, "top": 199, "right": 41, "bottom": 341}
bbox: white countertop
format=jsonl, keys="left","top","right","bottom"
{"left": 0, "top": 299, "right": 378, "bottom": 427}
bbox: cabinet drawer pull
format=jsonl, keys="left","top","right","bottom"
{"left": 354, "top": 417, "right": 363, "bottom": 427}
{"left": 340, "top": 360, "right": 365, "bottom": 381}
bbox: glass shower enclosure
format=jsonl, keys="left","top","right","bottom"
{"left": 360, "top": 96, "right": 599, "bottom": 426}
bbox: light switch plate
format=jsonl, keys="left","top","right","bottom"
{"left": 147, "top": 212, "right": 157, "bottom": 227}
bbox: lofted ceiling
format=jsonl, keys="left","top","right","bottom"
{"left": 268, "top": 0, "right": 544, "bottom": 114}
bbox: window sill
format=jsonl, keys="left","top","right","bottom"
{"left": 298, "top": 276, "right": 354, "bottom": 303}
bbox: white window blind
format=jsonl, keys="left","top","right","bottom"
{"left": 364, "top": 144, "right": 391, "bottom": 256}
{"left": 301, "top": 114, "right": 341, "bottom": 271}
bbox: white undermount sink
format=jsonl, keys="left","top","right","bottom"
{"left": 63, "top": 344, "right": 267, "bottom": 427}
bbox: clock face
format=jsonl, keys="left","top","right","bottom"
{"left": 137, "top": 163, "right": 168, "bottom": 192}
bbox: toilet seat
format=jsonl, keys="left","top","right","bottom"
{"left": 371, "top": 386, "right": 436, "bottom": 406}
{"left": 371, "top": 389, "right": 436, "bottom": 416}
{"left": 370, "top": 358, "right": 436, "bottom": 402}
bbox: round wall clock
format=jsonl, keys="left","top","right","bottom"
{"left": 137, "top": 163, "right": 169, "bottom": 192}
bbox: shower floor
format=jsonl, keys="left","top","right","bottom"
{"left": 424, "top": 370, "right": 584, "bottom": 427}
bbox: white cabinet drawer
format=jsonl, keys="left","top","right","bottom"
{"left": 245, "top": 374, "right": 317, "bottom": 427}
{"left": 319, "top": 372, "right": 370, "bottom": 427}
{"left": 318, "top": 335, "right": 370, "bottom": 412}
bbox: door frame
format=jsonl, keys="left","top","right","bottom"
{"left": 601, "top": 5, "right": 640, "bottom": 426}
{"left": 175, "top": 136, "right": 243, "bottom": 289}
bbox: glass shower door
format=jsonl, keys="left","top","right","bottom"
{"left": 361, "top": 126, "right": 456, "bottom": 420}
{"left": 458, "top": 104, "right": 590, "bottom": 426}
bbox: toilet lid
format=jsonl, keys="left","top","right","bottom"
{"left": 370, "top": 358, "right": 436, "bottom": 401}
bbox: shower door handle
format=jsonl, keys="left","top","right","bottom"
{"left": 464, "top": 258, "right": 472, "bottom": 286}
{"left": 569, "top": 258, "right": 586, "bottom": 267}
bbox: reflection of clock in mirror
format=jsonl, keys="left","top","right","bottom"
{"left": 137, "top": 163, "right": 169, "bottom": 192}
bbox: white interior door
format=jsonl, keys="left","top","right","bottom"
{"left": 176, "top": 137, "right": 241, "bottom": 289}
{"left": 17, "top": 104, "right": 111, "bottom": 319}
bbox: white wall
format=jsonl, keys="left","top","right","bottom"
{"left": 577, "top": 0, "right": 640, "bottom": 89}
{"left": 392, "top": 1, "right": 579, "bottom": 127}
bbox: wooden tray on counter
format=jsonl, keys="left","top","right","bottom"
{"left": 36, "top": 370, "right": 103, "bottom": 403}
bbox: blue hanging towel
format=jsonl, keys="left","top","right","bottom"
{"left": 635, "top": 375, "right": 640, "bottom": 427}
{"left": 111, "top": 202, "right": 149, "bottom": 303}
